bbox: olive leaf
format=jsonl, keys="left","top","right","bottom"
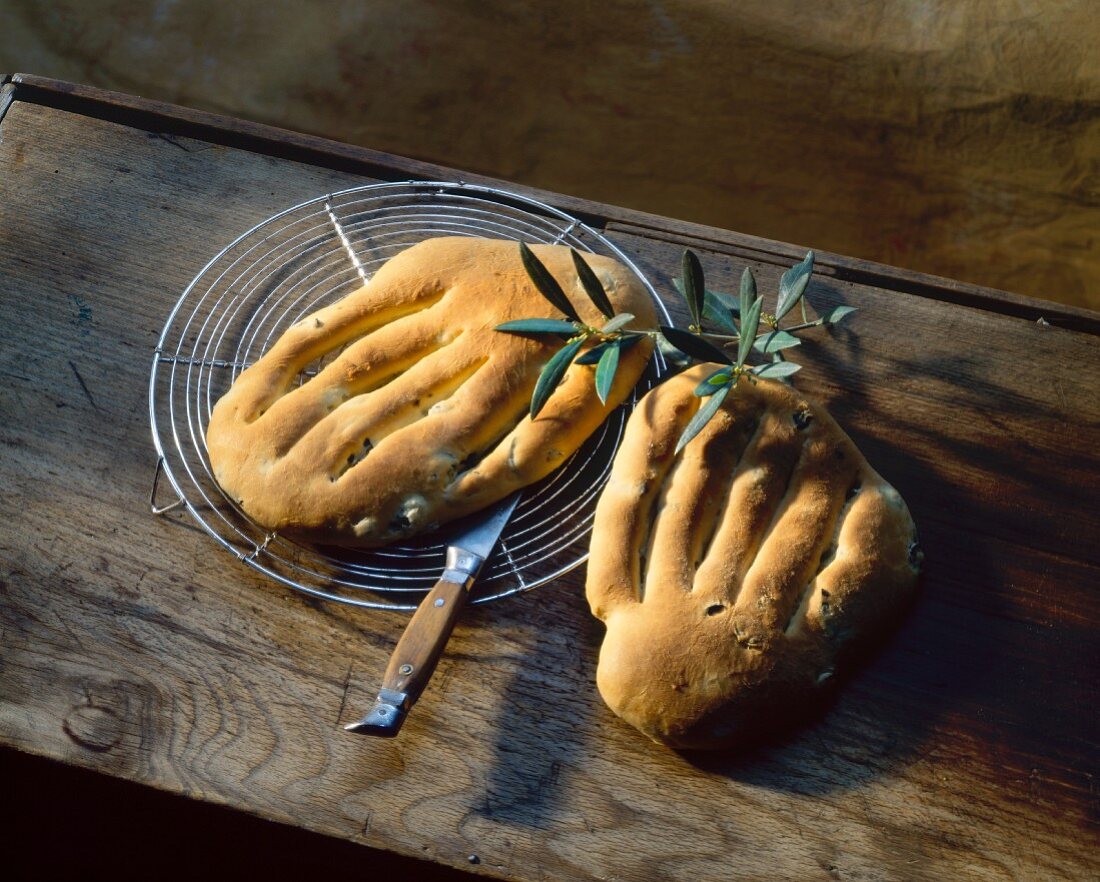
{"left": 594, "top": 338, "right": 623, "bottom": 404}
{"left": 707, "top": 287, "right": 741, "bottom": 316}
{"left": 751, "top": 360, "right": 802, "bottom": 379}
{"left": 571, "top": 248, "right": 616, "bottom": 318}
{"left": 496, "top": 318, "right": 579, "bottom": 335}
{"left": 820, "top": 304, "right": 858, "bottom": 324}
{"left": 739, "top": 267, "right": 757, "bottom": 323}
{"left": 575, "top": 340, "right": 613, "bottom": 366}
{"left": 656, "top": 334, "right": 693, "bottom": 368}
{"left": 694, "top": 366, "right": 733, "bottom": 397}
{"left": 600, "top": 313, "right": 635, "bottom": 334}
{"left": 776, "top": 251, "right": 814, "bottom": 321}
{"left": 736, "top": 296, "right": 763, "bottom": 367}
{"left": 672, "top": 280, "right": 740, "bottom": 333}
{"left": 676, "top": 382, "right": 731, "bottom": 454}
{"left": 501, "top": 241, "right": 844, "bottom": 454}
{"left": 704, "top": 289, "right": 739, "bottom": 334}
{"left": 753, "top": 329, "right": 802, "bottom": 354}
{"left": 519, "top": 241, "right": 581, "bottom": 323}
{"left": 531, "top": 338, "right": 583, "bottom": 417}
{"left": 681, "top": 249, "right": 705, "bottom": 329}
{"left": 660, "top": 325, "right": 733, "bottom": 365}
{"left": 575, "top": 332, "right": 643, "bottom": 365}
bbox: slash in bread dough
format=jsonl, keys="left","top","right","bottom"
{"left": 206, "top": 236, "right": 656, "bottom": 546}
{"left": 586, "top": 364, "right": 922, "bottom": 749}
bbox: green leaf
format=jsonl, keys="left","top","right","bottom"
{"left": 751, "top": 360, "right": 802, "bottom": 379}
{"left": 737, "top": 296, "right": 763, "bottom": 367}
{"left": 571, "top": 249, "right": 616, "bottom": 318}
{"left": 600, "top": 313, "right": 635, "bottom": 333}
{"left": 659, "top": 326, "right": 733, "bottom": 365}
{"left": 530, "top": 339, "right": 582, "bottom": 417}
{"left": 657, "top": 334, "right": 693, "bottom": 368}
{"left": 594, "top": 339, "right": 621, "bottom": 404}
{"left": 777, "top": 251, "right": 814, "bottom": 321}
{"left": 753, "top": 329, "right": 802, "bottom": 354}
{"left": 575, "top": 340, "right": 612, "bottom": 365}
{"left": 496, "top": 318, "right": 579, "bottom": 335}
{"left": 694, "top": 366, "right": 732, "bottom": 396}
{"left": 820, "top": 304, "right": 858, "bottom": 324}
{"left": 703, "top": 289, "right": 739, "bottom": 333}
{"left": 519, "top": 241, "right": 580, "bottom": 323}
{"left": 673, "top": 280, "right": 740, "bottom": 332}
{"left": 707, "top": 288, "right": 741, "bottom": 315}
{"left": 575, "top": 333, "right": 642, "bottom": 365}
{"left": 739, "top": 267, "right": 756, "bottom": 325}
{"left": 681, "top": 250, "right": 705, "bottom": 329}
{"left": 676, "top": 383, "right": 731, "bottom": 454}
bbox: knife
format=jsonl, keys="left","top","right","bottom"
{"left": 344, "top": 491, "right": 522, "bottom": 737}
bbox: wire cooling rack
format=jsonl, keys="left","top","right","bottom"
{"left": 148, "top": 180, "right": 670, "bottom": 610}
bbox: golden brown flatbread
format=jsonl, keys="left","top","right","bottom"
{"left": 586, "top": 364, "right": 921, "bottom": 749}
{"left": 206, "top": 236, "right": 656, "bottom": 546}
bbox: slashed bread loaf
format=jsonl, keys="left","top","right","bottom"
{"left": 586, "top": 364, "right": 921, "bottom": 749}
{"left": 206, "top": 236, "right": 656, "bottom": 546}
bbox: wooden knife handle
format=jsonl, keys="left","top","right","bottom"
{"left": 345, "top": 575, "right": 470, "bottom": 737}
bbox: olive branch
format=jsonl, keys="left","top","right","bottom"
{"left": 496, "top": 242, "right": 857, "bottom": 455}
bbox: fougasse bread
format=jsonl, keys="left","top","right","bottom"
{"left": 586, "top": 363, "right": 922, "bottom": 749}
{"left": 206, "top": 236, "right": 656, "bottom": 547}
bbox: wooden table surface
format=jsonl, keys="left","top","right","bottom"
{"left": 1, "top": 74, "right": 1097, "bottom": 881}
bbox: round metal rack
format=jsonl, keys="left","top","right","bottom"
{"left": 149, "top": 180, "right": 670, "bottom": 610}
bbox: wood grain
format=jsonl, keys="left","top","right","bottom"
{"left": 1, "top": 98, "right": 1098, "bottom": 882}
{"left": 9, "top": 73, "right": 1099, "bottom": 336}
{"left": 605, "top": 227, "right": 1100, "bottom": 566}
{"left": 4, "top": 2, "right": 1099, "bottom": 310}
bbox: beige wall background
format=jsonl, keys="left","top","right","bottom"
{"left": 4, "top": 0, "right": 1098, "bottom": 309}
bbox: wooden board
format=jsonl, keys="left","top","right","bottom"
{"left": 1, "top": 82, "right": 1098, "bottom": 882}
{"left": 5, "top": 2, "right": 1100, "bottom": 312}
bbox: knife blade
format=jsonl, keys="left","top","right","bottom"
{"left": 344, "top": 491, "right": 523, "bottom": 737}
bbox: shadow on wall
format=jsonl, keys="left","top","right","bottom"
{"left": 3, "top": 0, "right": 1098, "bottom": 310}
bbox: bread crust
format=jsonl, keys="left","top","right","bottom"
{"left": 205, "top": 236, "right": 656, "bottom": 546}
{"left": 586, "top": 364, "right": 921, "bottom": 749}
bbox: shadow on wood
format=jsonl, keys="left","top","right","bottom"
{"left": 1, "top": 747, "right": 478, "bottom": 881}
